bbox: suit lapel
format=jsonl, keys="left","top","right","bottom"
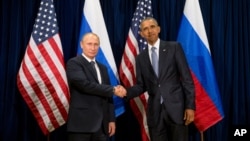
{"left": 142, "top": 48, "right": 158, "bottom": 78}
{"left": 159, "top": 41, "right": 168, "bottom": 77}
{"left": 96, "top": 61, "right": 105, "bottom": 84}
{"left": 142, "top": 42, "right": 168, "bottom": 78}
{"left": 79, "top": 55, "right": 99, "bottom": 82}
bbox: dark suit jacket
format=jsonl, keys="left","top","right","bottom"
{"left": 127, "top": 40, "right": 195, "bottom": 127}
{"left": 66, "top": 55, "right": 115, "bottom": 134}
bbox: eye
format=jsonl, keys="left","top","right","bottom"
{"left": 150, "top": 25, "right": 156, "bottom": 29}
{"left": 142, "top": 27, "right": 148, "bottom": 32}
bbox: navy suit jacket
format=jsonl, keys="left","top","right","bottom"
{"left": 127, "top": 40, "right": 195, "bottom": 127}
{"left": 66, "top": 55, "right": 115, "bottom": 134}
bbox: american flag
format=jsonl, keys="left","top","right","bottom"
{"left": 119, "top": 0, "right": 152, "bottom": 140}
{"left": 17, "top": 0, "right": 70, "bottom": 135}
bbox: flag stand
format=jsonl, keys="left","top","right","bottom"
{"left": 200, "top": 132, "right": 204, "bottom": 141}
{"left": 47, "top": 133, "right": 50, "bottom": 141}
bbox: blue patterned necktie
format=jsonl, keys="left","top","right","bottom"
{"left": 151, "top": 47, "right": 158, "bottom": 76}
{"left": 151, "top": 47, "right": 163, "bottom": 103}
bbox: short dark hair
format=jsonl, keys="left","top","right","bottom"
{"left": 139, "top": 17, "right": 159, "bottom": 30}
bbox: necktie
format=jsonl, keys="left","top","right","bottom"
{"left": 151, "top": 47, "right": 163, "bottom": 103}
{"left": 90, "top": 61, "right": 97, "bottom": 78}
{"left": 91, "top": 61, "right": 101, "bottom": 83}
{"left": 151, "top": 47, "right": 158, "bottom": 76}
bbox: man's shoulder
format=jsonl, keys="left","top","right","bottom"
{"left": 136, "top": 48, "right": 147, "bottom": 58}
{"left": 71, "top": 55, "right": 84, "bottom": 60}
{"left": 67, "top": 55, "right": 86, "bottom": 64}
{"left": 160, "top": 40, "right": 180, "bottom": 46}
{"left": 96, "top": 61, "right": 106, "bottom": 68}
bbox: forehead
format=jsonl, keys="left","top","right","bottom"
{"left": 141, "top": 19, "right": 157, "bottom": 27}
{"left": 83, "top": 34, "right": 99, "bottom": 42}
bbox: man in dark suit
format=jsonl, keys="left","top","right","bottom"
{"left": 122, "top": 17, "right": 195, "bottom": 141}
{"left": 66, "top": 33, "right": 124, "bottom": 141}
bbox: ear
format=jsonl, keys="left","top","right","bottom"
{"left": 139, "top": 31, "right": 144, "bottom": 38}
{"left": 80, "top": 41, "right": 84, "bottom": 49}
{"left": 157, "top": 26, "right": 161, "bottom": 33}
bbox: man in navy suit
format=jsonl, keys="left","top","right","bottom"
{"left": 122, "top": 17, "right": 195, "bottom": 141}
{"left": 66, "top": 33, "right": 124, "bottom": 141}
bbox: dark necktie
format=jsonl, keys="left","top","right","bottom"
{"left": 90, "top": 61, "right": 97, "bottom": 78}
{"left": 91, "top": 61, "right": 101, "bottom": 83}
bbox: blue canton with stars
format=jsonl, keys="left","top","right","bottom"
{"left": 131, "top": 0, "right": 153, "bottom": 52}
{"left": 32, "top": 0, "right": 58, "bottom": 45}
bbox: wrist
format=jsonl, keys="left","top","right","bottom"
{"left": 113, "top": 86, "right": 116, "bottom": 93}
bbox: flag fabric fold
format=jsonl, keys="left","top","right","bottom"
{"left": 119, "top": 0, "right": 153, "bottom": 140}
{"left": 78, "top": 0, "right": 124, "bottom": 117}
{"left": 17, "top": 0, "right": 70, "bottom": 135}
{"left": 177, "top": 0, "right": 224, "bottom": 131}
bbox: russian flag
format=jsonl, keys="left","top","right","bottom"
{"left": 177, "top": 0, "right": 224, "bottom": 131}
{"left": 77, "top": 0, "right": 125, "bottom": 117}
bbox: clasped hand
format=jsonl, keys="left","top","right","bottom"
{"left": 113, "top": 85, "right": 126, "bottom": 98}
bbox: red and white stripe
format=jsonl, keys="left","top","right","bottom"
{"left": 119, "top": 29, "right": 150, "bottom": 141}
{"left": 17, "top": 34, "right": 70, "bottom": 135}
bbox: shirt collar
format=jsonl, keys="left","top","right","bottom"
{"left": 82, "top": 53, "right": 96, "bottom": 63}
{"left": 148, "top": 38, "right": 160, "bottom": 50}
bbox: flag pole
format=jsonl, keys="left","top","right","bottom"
{"left": 47, "top": 133, "right": 50, "bottom": 141}
{"left": 200, "top": 131, "right": 204, "bottom": 141}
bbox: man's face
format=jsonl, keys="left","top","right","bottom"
{"left": 81, "top": 34, "right": 100, "bottom": 59}
{"left": 140, "top": 19, "right": 160, "bottom": 45}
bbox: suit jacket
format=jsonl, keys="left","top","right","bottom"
{"left": 127, "top": 40, "right": 195, "bottom": 127}
{"left": 66, "top": 55, "right": 115, "bottom": 134}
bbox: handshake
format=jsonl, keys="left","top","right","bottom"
{"left": 113, "top": 85, "right": 127, "bottom": 98}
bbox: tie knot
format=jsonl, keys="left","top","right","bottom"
{"left": 151, "top": 47, "right": 156, "bottom": 52}
{"left": 90, "top": 61, "right": 96, "bottom": 69}
{"left": 90, "top": 61, "right": 95, "bottom": 65}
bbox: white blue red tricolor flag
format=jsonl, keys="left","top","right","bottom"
{"left": 119, "top": 0, "right": 152, "bottom": 140}
{"left": 77, "top": 0, "right": 124, "bottom": 117}
{"left": 177, "top": 0, "right": 224, "bottom": 131}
